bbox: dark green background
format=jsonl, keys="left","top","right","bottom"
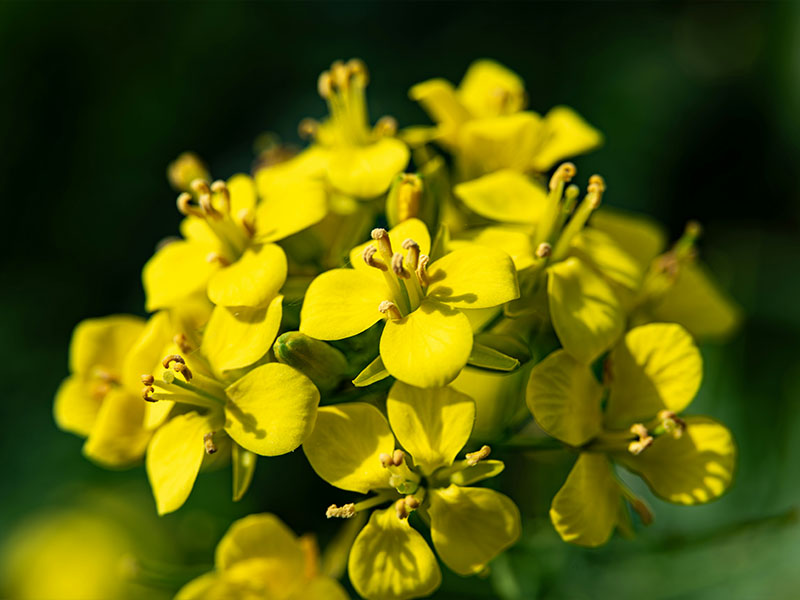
{"left": 1, "top": 2, "right": 799, "bottom": 598}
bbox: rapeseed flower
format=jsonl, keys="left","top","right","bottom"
{"left": 303, "top": 381, "right": 520, "bottom": 600}
{"left": 526, "top": 322, "right": 736, "bottom": 546}
{"left": 299, "top": 218, "right": 519, "bottom": 387}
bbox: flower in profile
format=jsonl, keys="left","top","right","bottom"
{"left": 299, "top": 218, "right": 519, "bottom": 387}
{"left": 176, "top": 513, "right": 348, "bottom": 600}
{"left": 526, "top": 322, "right": 736, "bottom": 546}
{"left": 303, "top": 381, "right": 521, "bottom": 600}
{"left": 409, "top": 59, "right": 602, "bottom": 179}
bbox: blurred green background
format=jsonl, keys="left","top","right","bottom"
{"left": 1, "top": 2, "right": 799, "bottom": 598}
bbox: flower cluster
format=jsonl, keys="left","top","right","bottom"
{"left": 55, "top": 59, "right": 740, "bottom": 599}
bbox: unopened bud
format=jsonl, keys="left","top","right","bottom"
{"left": 167, "top": 152, "right": 210, "bottom": 192}
{"left": 273, "top": 332, "right": 350, "bottom": 394}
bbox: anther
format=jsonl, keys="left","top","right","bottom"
{"left": 379, "top": 300, "right": 403, "bottom": 321}
{"left": 549, "top": 162, "right": 577, "bottom": 191}
{"left": 162, "top": 354, "right": 192, "bottom": 381}
{"left": 628, "top": 424, "right": 654, "bottom": 455}
{"left": 162, "top": 354, "right": 185, "bottom": 369}
{"left": 298, "top": 118, "right": 319, "bottom": 140}
{"left": 395, "top": 498, "right": 410, "bottom": 520}
{"left": 587, "top": 174, "right": 606, "bottom": 209}
{"left": 535, "top": 242, "right": 552, "bottom": 259}
{"left": 206, "top": 252, "right": 231, "bottom": 266}
{"left": 326, "top": 503, "right": 356, "bottom": 519}
{"left": 317, "top": 72, "right": 333, "bottom": 99}
{"left": 173, "top": 363, "right": 193, "bottom": 382}
{"left": 379, "top": 452, "right": 393, "bottom": 468}
{"left": 466, "top": 445, "right": 491, "bottom": 466}
{"left": 210, "top": 180, "right": 231, "bottom": 214}
{"left": 203, "top": 432, "right": 217, "bottom": 455}
{"left": 173, "top": 333, "right": 192, "bottom": 354}
{"left": 176, "top": 192, "right": 204, "bottom": 218}
{"left": 392, "top": 449, "right": 405, "bottom": 467}
{"left": 363, "top": 245, "right": 387, "bottom": 271}
{"left": 238, "top": 209, "right": 256, "bottom": 237}
{"left": 402, "top": 239, "right": 420, "bottom": 271}
{"left": 404, "top": 496, "right": 420, "bottom": 511}
{"left": 141, "top": 374, "right": 155, "bottom": 386}
{"left": 190, "top": 179, "right": 211, "bottom": 196}
{"left": 391, "top": 252, "right": 410, "bottom": 278}
{"left": 657, "top": 410, "right": 686, "bottom": 439}
{"left": 142, "top": 386, "right": 156, "bottom": 402}
{"left": 346, "top": 58, "right": 369, "bottom": 85}
{"left": 373, "top": 115, "right": 398, "bottom": 138}
{"left": 371, "top": 228, "right": 393, "bottom": 261}
{"left": 416, "top": 254, "right": 430, "bottom": 287}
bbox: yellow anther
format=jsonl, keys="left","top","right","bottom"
{"left": 330, "top": 60, "right": 348, "bottom": 90}
{"left": 176, "top": 192, "right": 204, "bottom": 218}
{"left": 363, "top": 245, "right": 387, "bottom": 271}
{"left": 346, "top": 58, "right": 369, "bottom": 85}
{"left": 465, "top": 445, "right": 491, "bottom": 466}
{"left": 535, "top": 242, "right": 552, "bottom": 259}
{"left": 298, "top": 118, "right": 320, "bottom": 140}
{"left": 657, "top": 410, "right": 686, "bottom": 439}
{"left": 173, "top": 333, "right": 192, "bottom": 355}
{"left": 142, "top": 386, "right": 156, "bottom": 402}
{"left": 379, "top": 300, "right": 403, "bottom": 321}
{"left": 395, "top": 498, "right": 410, "bottom": 520}
{"left": 203, "top": 432, "right": 217, "bottom": 455}
{"left": 371, "top": 228, "right": 393, "bottom": 261}
{"left": 162, "top": 354, "right": 185, "bottom": 369}
{"left": 174, "top": 363, "right": 192, "bottom": 382}
{"left": 326, "top": 503, "right": 356, "bottom": 519}
{"left": 586, "top": 174, "right": 606, "bottom": 209}
{"left": 404, "top": 495, "right": 420, "bottom": 511}
{"left": 392, "top": 449, "right": 405, "bottom": 467}
{"left": 402, "top": 238, "right": 420, "bottom": 271}
{"left": 416, "top": 254, "right": 430, "bottom": 287}
{"left": 141, "top": 374, "right": 155, "bottom": 386}
{"left": 206, "top": 252, "right": 231, "bottom": 266}
{"left": 210, "top": 180, "right": 231, "bottom": 214}
{"left": 190, "top": 179, "right": 211, "bottom": 196}
{"left": 549, "top": 162, "right": 577, "bottom": 191}
{"left": 628, "top": 424, "right": 653, "bottom": 455}
{"left": 317, "top": 71, "right": 333, "bottom": 99}
{"left": 391, "top": 252, "right": 410, "bottom": 279}
{"left": 373, "top": 115, "right": 398, "bottom": 138}
{"left": 162, "top": 354, "right": 192, "bottom": 382}
{"left": 379, "top": 452, "right": 392, "bottom": 468}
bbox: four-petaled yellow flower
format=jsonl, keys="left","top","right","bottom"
{"left": 300, "top": 218, "right": 519, "bottom": 387}
{"left": 176, "top": 513, "right": 348, "bottom": 600}
{"left": 303, "top": 381, "right": 521, "bottom": 600}
{"left": 526, "top": 322, "right": 737, "bottom": 546}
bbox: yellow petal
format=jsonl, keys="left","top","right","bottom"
{"left": 457, "top": 112, "right": 542, "bottom": 177}
{"left": 429, "top": 485, "right": 521, "bottom": 575}
{"left": 550, "top": 453, "right": 621, "bottom": 547}
{"left": 569, "top": 227, "right": 644, "bottom": 291}
{"left": 300, "top": 268, "right": 386, "bottom": 340}
{"left": 590, "top": 208, "right": 666, "bottom": 270}
{"left": 426, "top": 246, "right": 519, "bottom": 309}
{"left": 227, "top": 173, "right": 257, "bottom": 226}
{"left": 651, "top": 262, "right": 742, "bottom": 341}
{"left": 450, "top": 226, "right": 536, "bottom": 271}
{"left": 207, "top": 243, "right": 287, "bottom": 308}
{"left": 53, "top": 376, "right": 101, "bottom": 437}
{"left": 547, "top": 257, "right": 624, "bottom": 364}
{"left": 215, "top": 513, "right": 306, "bottom": 575}
{"left": 380, "top": 299, "right": 473, "bottom": 388}
{"left": 457, "top": 59, "right": 526, "bottom": 117}
{"left": 69, "top": 315, "right": 144, "bottom": 376}
{"left": 224, "top": 363, "right": 319, "bottom": 456}
{"left": 202, "top": 295, "right": 283, "bottom": 374}
{"left": 619, "top": 417, "right": 736, "bottom": 505}
{"left": 303, "top": 403, "right": 394, "bottom": 493}
{"left": 327, "top": 138, "right": 410, "bottom": 198}
{"left": 386, "top": 381, "right": 474, "bottom": 475}
{"left": 83, "top": 388, "right": 151, "bottom": 467}
{"left": 409, "top": 78, "right": 470, "bottom": 128}
{"left": 605, "top": 323, "right": 702, "bottom": 428}
{"left": 121, "top": 311, "right": 173, "bottom": 395}
{"left": 530, "top": 106, "right": 603, "bottom": 172}
{"left": 180, "top": 217, "right": 219, "bottom": 247}
{"left": 175, "top": 572, "right": 226, "bottom": 600}
{"left": 254, "top": 178, "right": 328, "bottom": 243}
{"left": 348, "top": 507, "right": 441, "bottom": 600}
{"left": 349, "top": 217, "right": 431, "bottom": 272}
{"left": 146, "top": 412, "right": 214, "bottom": 515}
{"left": 303, "top": 577, "right": 350, "bottom": 600}
{"left": 143, "top": 241, "right": 219, "bottom": 312}
{"left": 144, "top": 398, "right": 174, "bottom": 431}
{"left": 526, "top": 350, "right": 603, "bottom": 446}
{"left": 453, "top": 169, "right": 548, "bottom": 224}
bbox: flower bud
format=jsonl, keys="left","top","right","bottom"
{"left": 273, "top": 332, "right": 350, "bottom": 394}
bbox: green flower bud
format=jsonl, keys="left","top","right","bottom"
{"left": 273, "top": 332, "right": 350, "bottom": 394}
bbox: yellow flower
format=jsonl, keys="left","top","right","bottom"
{"left": 299, "top": 218, "right": 519, "bottom": 387}
{"left": 143, "top": 172, "right": 325, "bottom": 312}
{"left": 409, "top": 59, "right": 602, "bottom": 179}
{"left": 526, "top": 322, "right": 736, "bottom": 547}
{"left": 175, "top": 513, "right": 348, "bottom": 600}
{"left": 303, "top": 381, "right": 521, "bottom": 600}
{"left": 53, "top": 313, "right": 178, "bottom": 467}
{"left": 142, "top": 303, "right": 320, "bottom": 515}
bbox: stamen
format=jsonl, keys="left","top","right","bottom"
{"left": 391, "top": 253, "right": 410, "bottom": 279}
{"left": 238, "top": 209, "right": 256, "bottom": 237}
{"left": 549, "top": 162, "right": 577, "bottom": 191}
{"left": 371, "top": 228, "right": 393, "bottom": 262}
{"left": 404, "top": 495, "right": 420, "bottom": 511}
{"left": 379, "top": 450, "right": 409, "bottom": 469}
{"left": 190, "top": 179, "right": 211, "bottom": 197}
{"left": 162, "top": 354, "right": 185, "bottom": 369}
{"left": 141, "top": 374, "right": 155, "bottom": 386}
{"left": 206, "top": 252, "right": 231, "bottom": 266}
{"left": 416, "top": 254, "right": 430, "bottom": 287}
{"left": 203, "top": 432, "right": 217, "bottom": 455}
{"left": 326, "top": 503, "right": 356, "bottom": 519}
{"left": 394, "top": 498, "right": 410, "bottom": 520}
{"left": 657, "top": 410, "right": 686, "bottom": 439}
{"left": 173, "top": 333, "right": 192, "bottom": 354}
{"left": 392, "top": 449, "right": 405, "bottom": 467}
{"left": 379, "top": 452, "right": 392, "bottom": 468}
{"left": 373, "top": 115, "right": 398, "bottom": 138}
{"left": 317, "top": 72, "right": 333, "bottom": 99}
{"left": 535, "top": 242, "right": 552, "bottom": 259}
{"left": 379, "top": 300, "right": 402, "bottom": 321}
{"left": 162, "top": 354, "right": 193, "bottom": 382}
{"left": 142, "top": 386, "right": 156, "bottom": 402}
{"left": 586, "top": 175, "right": 606, "bottom": 209}
{"left": 347, "top": 58, "right": 369, "bottom": 85}
{"left": 176, "top": 192, "right": 204, "bottom": 218}
{"left": 363, "top": 245, "right": 387, "bottom": 271}
{"left": 466, "top": 445, "right": 491, "bottom": 466}
{"left": 210, "top": 180, "right": 231, "bottom": 214}
{"left": 402, "top": 239, "right": 420, "bottom": 271}
{"left": 628, "top": 424, "right": 653, "bottom": 455}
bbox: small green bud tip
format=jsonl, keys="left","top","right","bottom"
{"left": 273, "top": 332, "right": 349, "bottom": 392}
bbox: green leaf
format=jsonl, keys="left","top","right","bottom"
{"left": 352, "top": 356, "right": 390, "bottom": 387}
{"left": 467, "top": 342, "right": 520, "bottom": 371}
{"left": 232, "top": 443, "right": 256, "bottom": 502}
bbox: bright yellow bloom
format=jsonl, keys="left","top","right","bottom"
{"left": 142, "top": 304, "right": 319, "bottom": 515}
{"left": 409, "top": 59, "right": 602, "bottom": 179}
{"left": 143, "top": 172, "right": 325, "bottom": 312}
{"left": 526, "top": 322, "right": 736, "bottom": 547}
{"left": 299, "top": 218, "right": 519, "bottom": 387}
{"left": 303, "top": 381, "right": 521, "bottom": 600}
{"left": 175, "top": 513, "right": 348, "bottom": 600}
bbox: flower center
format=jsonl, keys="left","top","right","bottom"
{"left": 365, "top": 229, "right": 429, "bottom": 318}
